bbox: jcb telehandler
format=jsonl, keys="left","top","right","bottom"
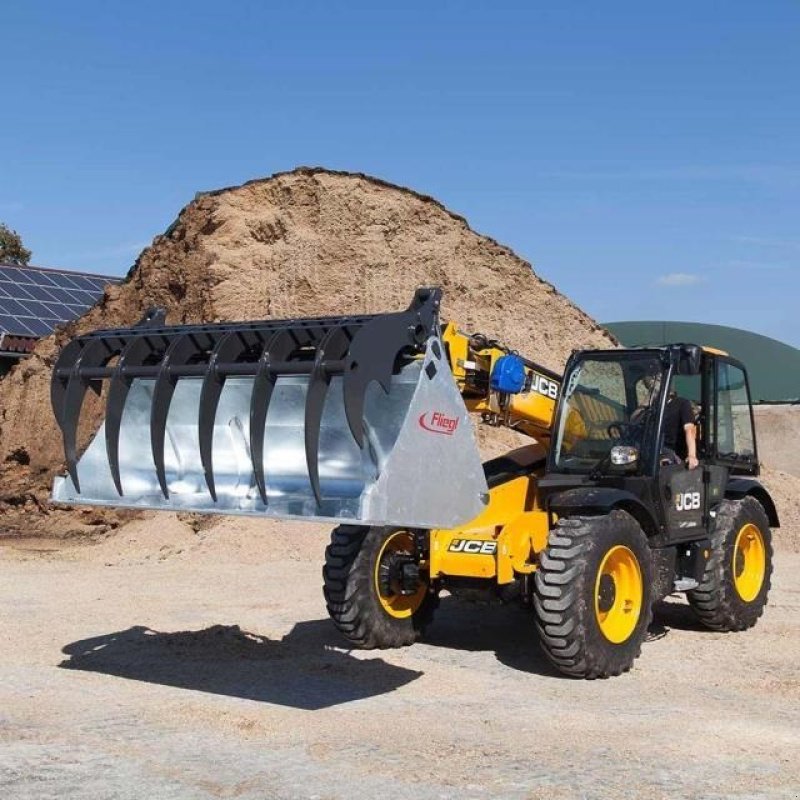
{"left": 50, "top": 288, "right": 776, "bottom": 677}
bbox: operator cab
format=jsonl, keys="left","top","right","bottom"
{"left": 546, "top": 344, "right": 761, "bottom": 543}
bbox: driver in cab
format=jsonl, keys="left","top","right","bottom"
{"left": 663, "top": 390, "right": 699, "bottom": 470}
{"left": 637, "top": 375, "right": 699, "bottom": 470}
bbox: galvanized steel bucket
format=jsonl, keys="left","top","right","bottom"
{"left": 50, "top": 288, "right": 488, "bottom": 529}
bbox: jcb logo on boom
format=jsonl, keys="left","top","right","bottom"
{"left": 531, "top": 374, "right": 559, "bottom": 400}
{"left": 447, "top": 539, "right": 497, "bottom": 555}
{"left": 675, "top": 491, "right": 701, "bottom": 512}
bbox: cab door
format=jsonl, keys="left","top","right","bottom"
{"left": 657, "top": 365, "right": 706, "bottom": 542}
{"left": 660, "top": 354, "right": 757, "bottom": 542}
{"left": 660, "top": 462, "right": 705, "bottom": 541}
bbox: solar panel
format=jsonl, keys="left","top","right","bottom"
{"left": 30, "top": 271, "right": 62, "bottom": 288}
{"left": 22, "top": 284, "right": 54, "bottom": 302}
{"left": 0, "top": 298, "right": 29, "bottom": 317}
{"left": 0, "top": 263, "right": 122, "bottom": 341}
{"left": 44, "top": 301, "right": 77, "bottom": 319}
{"left": 49, "top": 273, "right": 82, "bottom": 289}
{"left": 23, "top": 318, "right": 55, "bottom": 336}
{"left": 60, "top": 288, "right": 87, "bottom": 304}
{"left": 1, "top": 267, "right": 26, "bottom": 282}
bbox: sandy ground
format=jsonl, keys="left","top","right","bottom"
{"left": 1, "top": 518, "right": 799, "bottom": 800}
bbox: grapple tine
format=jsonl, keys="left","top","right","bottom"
{"left": 51, "top": 338, "right": 84, "bottom": 429}
{"left": 105, "top": 336, "right": 163, "bottom": 496}
{"left": 343, "top": 287, "right": 442, "bottom": 446}
{"left": 198, "top": 330, "right": 254, "bottom": 501}
{"left": 151, "top": 332, "right": 210, "bottom": 498}
{"left": 249, "top": 328, "right": 296, "bottom": 504}
{"left": 305, "top": 326, "right": 353, "bottom": 507}
{"left": 61, "top": 338, "right": 118, "bottom": 491}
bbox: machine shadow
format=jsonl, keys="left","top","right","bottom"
{"left": 425, "top": 596, "right": 704, "bottom": 672}
{"left": 422, "top": 596, "right": 563, "bottom": 677}
{"left": 59, "top": 621, "right": 422, "bottom": 710}
{"left": 650, "top": 598, "right": 708, "bottom": 634}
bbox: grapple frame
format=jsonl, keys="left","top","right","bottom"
{"left": 50, "top": 288, "right": 488, "bottom": 529}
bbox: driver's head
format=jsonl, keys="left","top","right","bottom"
{"left": 641, "top": 372, "right": 662, "bottom": 399}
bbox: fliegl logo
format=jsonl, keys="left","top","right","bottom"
{"left": 418, "top": 411, "right": 460, "bottom": 435}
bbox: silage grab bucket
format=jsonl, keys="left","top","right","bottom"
{"left": 50, "top": 288, "right": 488, "bottom": 529}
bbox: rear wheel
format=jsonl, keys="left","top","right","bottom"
{"left": 534, "top": 511, "right": 653, "bottom": 678}
{"left": 688, "top": 497, "right": 773, "bottom": 631}
{"left": 323, "top": 525, "right": 437, "bottom": 648}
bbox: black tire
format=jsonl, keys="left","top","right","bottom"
{"left": 322, "top": 525, "right": 438, "bottom": 649}
{"left": 688, "top": 496, "right": 773, "bottom": 631}
{"left": 533, "top": 510, "right": 653, "bottom": 679}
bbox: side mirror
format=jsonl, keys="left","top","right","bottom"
{"left": 677, "top": 345, "right": 702, "bottom": 375}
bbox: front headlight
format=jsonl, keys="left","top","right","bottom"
{"left": 610, "top": 445, "right": 639, "bottom": 466}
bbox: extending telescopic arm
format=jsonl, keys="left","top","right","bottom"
{"left": 441, "top": 322, "right": 561, "bottom": 446}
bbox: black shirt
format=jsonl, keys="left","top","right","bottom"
{"left": 663, "top": 395, "right": 694, "bottom": 459}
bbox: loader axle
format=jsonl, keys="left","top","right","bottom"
{"left": 377, "top": 553, "right": 421, "bottom": 597}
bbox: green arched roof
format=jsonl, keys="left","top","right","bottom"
{"left": 604, "top": 321, "right": 800, "bottom": 404}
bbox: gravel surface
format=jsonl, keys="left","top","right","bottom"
{"left": 1, "top": 524, "right": 798, "bottom": 800}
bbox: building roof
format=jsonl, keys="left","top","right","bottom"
{"left": 0, "top": 263, "right": 121, "bottom": 353}
{"left": 605, "top": 320, "right": 800, "bottom": 404}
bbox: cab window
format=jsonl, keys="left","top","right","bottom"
{"left": 553, "top": 354, "right": 662, "bottom": 471}
{"left": 714, "top": 361, "right": 755, "bottom": 463}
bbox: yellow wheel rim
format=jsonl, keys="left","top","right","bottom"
{"left": 374, "top": 531, "right": 427, "bottom": 619}
{"left": 733, "top": 523, "right": 766, "bottom": 602}
{"left": 594, "top": 545, "right": 643, "bottom": 644}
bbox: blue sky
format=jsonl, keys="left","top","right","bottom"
{"left": 2, "top": 1, "right": 799, "bottom": 345}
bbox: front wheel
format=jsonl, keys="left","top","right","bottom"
{"left": 323, "top": 525, "right": 438, "bottom": 648}
{"left": 534, "top": 511, "right": 653, "bottom": 679}
{"left": 688, "top": 497, "right": 773, "bottom": 631}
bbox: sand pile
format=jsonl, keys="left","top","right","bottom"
{"left": 751, "top": 406, "right": 800, "bottom": 551}
{"left": 0, "top": 167, "right": 614, "bottom": 537}
{"left": 761, "top": 467, "right": 800, "bottom": 552}
{"left": 754, "top": 405, "right": 800, "bottom": 478}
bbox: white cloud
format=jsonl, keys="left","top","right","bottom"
{"left": 657, "top": 272, "right": 705, "bottom": 287}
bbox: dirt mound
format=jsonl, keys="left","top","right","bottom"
{"left": 0, "top": 167, "right": 614, "bottom": 536}
{"left": 760, "top": 467, "right": 800, "bottom": 552}
{"left": 754, "top": 405, "right": 800, "bottom": 477}
{"left": 750, "top": 406, "right": 800, "bottom": 552}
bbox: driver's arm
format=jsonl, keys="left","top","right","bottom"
{"left": 684, "top": 422, "right": 698, "bottom": 469}
{"left": 679, "top": 398, "right": 698, "bottom": 469}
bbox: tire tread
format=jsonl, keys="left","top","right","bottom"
{"left": 533, "top": 511, "right": 653, "bottom": 679}
{"left": 323, "top": 525, "right": 437, "bottom": 649}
